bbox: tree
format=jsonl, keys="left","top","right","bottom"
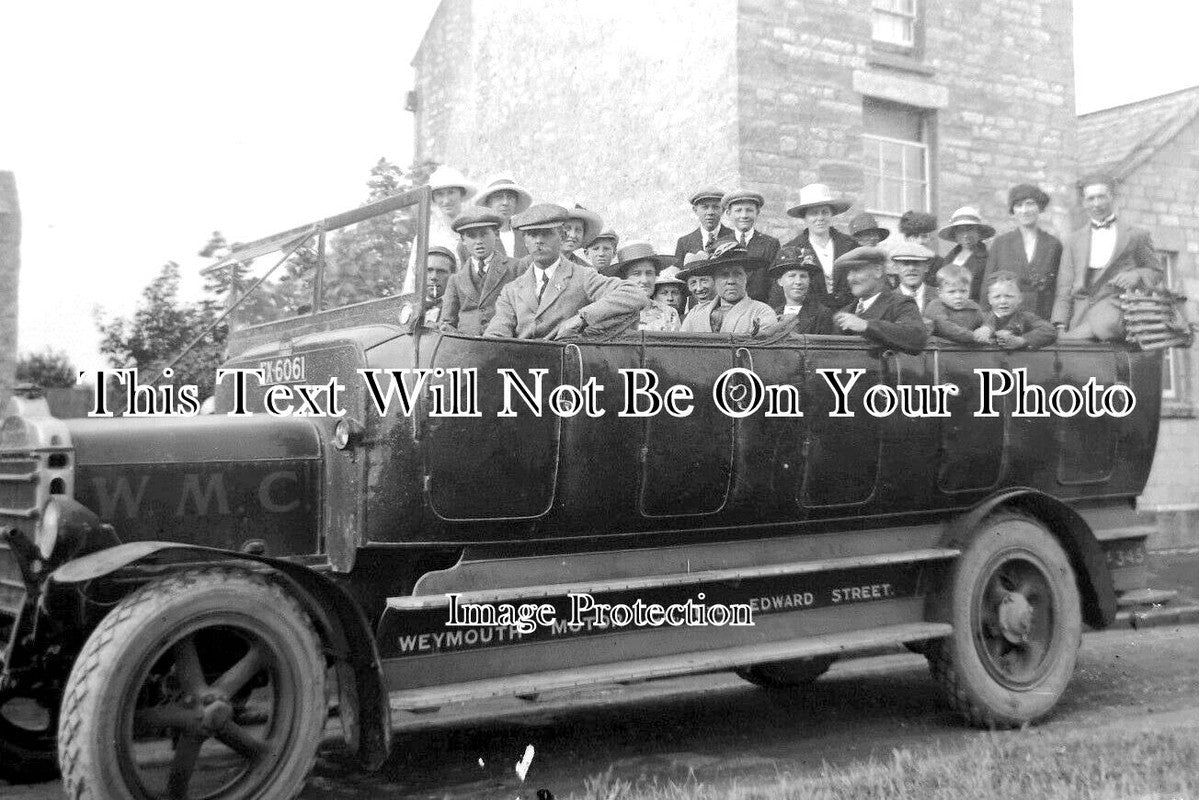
{"left": 96, "top": 262, "right": 228, "bottom": 399}
{"left": 16, "top": 348, "right": 77, "bottom": 388}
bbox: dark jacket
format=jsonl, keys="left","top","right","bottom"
{"left": 442, "top": 252, "right": 525, "bottom": 335}
{"left": 759, "top": 300, "right": 837, "bottom": 337}
{"left": 1051, "top": 220, "right": 1162, "bottom": 328}
{"left": 944, "top": 243, "right": 990, "bottom": 302}
{"left": 496, "top": 228, "right": 529, "bottom": 259}
{"left": 782, "top": 227, "right": 859, "bottom": 309}
{"left": 737, "top": 230, "right": 782, "bottom": 304}
{"left": 839, "top": 290, "right": 927, "bottom": 354}
{"left": 982, "top": 227, "right": 1063, "bottom": 319}
{"left": 985, "top": 309, "right": 1057, "bottom": 350}
{"left": 674, "top": 224, "right": 734, "bottom": 264}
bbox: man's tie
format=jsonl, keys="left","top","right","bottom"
{"left": 739, "top": 232, "right": 747, "bottom": 247}
{"left": 537, "top": 271, "right": 549, "bottom": 301}
{"left": 476, "top": 259, "right": 487, "bottom": 281}
{"left": 704, "top": 233, "right": 716, "bottom": 255}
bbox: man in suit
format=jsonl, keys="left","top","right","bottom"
{"left": 475, "top": 174, "right": 534, "bottom": 259}
{"left": 721, "top": 188, "right": 780, "bottom": 303}
{"left": 757, "top": 246, "right": 836, "bottom": 337}
{"left": 484, "top": 204, "right": 649, "bottom": 340}
{"left": 783, "top": 183, "right": 859, "bottom": 309}
{"left": 982, "top": 184, "right": 1063, "bottom": 320}
{"left": 440, "top": 207, "right": 524, "bottom": 335}
{"left": 679, "top": 240, "right": 776, "bottom": 334}
{"left": 832, "top": 247, "right": 927, "bottom": 354}
{"left": 1052, "top": 173, "right": 1162, "bottom": 337}
{"left": 674, "top": 187, "right": 734, "bottom": 264}
{"left": 891, "top": 241, "right": 937, "bottom": 316}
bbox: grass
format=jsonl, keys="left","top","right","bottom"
{"left": 569, "top": 724, "right": 1199, "bottom": 800}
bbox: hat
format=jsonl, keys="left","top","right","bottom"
{"left": 613, "top": 241, "right": 666, "bottom": 277}
{"left": 1007, "top": 183, "right": 1050, "bottom": 213}
{"left": 767, "top": 244, "right": 826, "bottom": 280}
{"left": 689, "top": 186, "right": 726, "bottom": 206}
{"left": 721, "top": 188, "right": 765, "bottom": 210}
{"left": 833, "top": 246, "right": 887, "bottom": 272}
{"left": 889, "top": 241, "right": 937, "bottom": 262}
{"left": 678, "top": 238, "right": 767, "bottom": 278}
{"left": 561, "top": 203, "right": 604, "bottom": 246}
{"left": 938, "top": 206, "right": 997, "bottom": 242}
{"left": 511, "top": 203, "right": 571, "bottom": 232}
{"left": 677, "top": 251, "right": 710, "bottom": 281}
{"left": 898, "top": 210, "right": 938, "bottom": 237}
{"left": 474, "top": 173, "right": 533, "bottom": 213}
{"left": 787, "top": 183, "right": 851, "bottom": 218}
{"left": 584, "top": 227, "right": 619, "bottom": 249}
{"left": 653, "top": 265, "right": 687, "bottom": 289}
{"left": 848, "top": 212, "right": 890, "bottom": 242}
{"left": 427, "top": 245, "right": 458, "bottom": 269}
{"left": 450, "top": 206, "right": 503, "bottom": 234}
{"left": 427, "top": 165, "right": 477, "bottom": 197}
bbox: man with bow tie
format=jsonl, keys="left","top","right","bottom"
{"left": 484, "top": 204, "right": 649, "bottom": 339}
{"left": 440, "top": 207, "right": 524, "bottom": 335}
{"left": 831, "top": 246, "right": 927, "bottom": 354}
{"left": 1051, "top": 173, "right": 1162, "bottom": 337}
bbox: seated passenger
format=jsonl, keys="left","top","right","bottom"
{"left": 832, "top": 246, "right": 927, "bottom": 354}
{"left": 484, "top": 204, "right": 649, "bottom": 339}
{"left": 924, "top": 264, "right": 988, "bottom": 344}
{"left": 559, "top": 203, "right": 604, "bottom": 267}
{"left": 585, "top": 228, "right": 619, "bottom": 273}
{"left": 757, "top": 245, "right": 835, "bottom": 337}
{"left": 441, "top": 207, "right": 524, "bottom": 335}
{"left": 652, "top": 266, "right": 688, "bottom": 320}
{"left": 422, "top": 246, "right": 458, "bottom": 327}
{"left": 978, "top": 271, "right": 1057, "bottom": 350}
{"left": 614, "top": 241, "right": 681, "bottom": 332}
{"left": 891, "top": 241, "right": 936, "bottom": 316}
{"left": 682, "top": 252, "right": 715, "bottom": 312}
{"left": 721, "top": 189, "right": 780, "bottom": 303}
{"left": 679, "top": 240, "right": 776, "bottom": 334}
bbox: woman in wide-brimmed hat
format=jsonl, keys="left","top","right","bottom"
{"left": 613, "top": 242, "right": 680, "bottom": 331}
{"left": 980, "top": 184, "right": 1063, "bottom": 319}
{"left": 678, "top": 239, "right": 776, "bottom": 334}
{"left": 939, "top": 206, "right": 996, "bottom": 302}
{"left": 475, "top": 173, "right": 535, "bottom": 258}
{"left": 558, "top": 203, "right": 604, "bottom": 267}
{"left": 651, "top": 265, "right": 688, "bottom": 320}
{"left": 782, "top": 183, "right": 859, "bottom": 310}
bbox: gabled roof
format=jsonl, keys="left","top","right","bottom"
{"left": 1077, "top": 86, "right": 1199, "bottom": 178}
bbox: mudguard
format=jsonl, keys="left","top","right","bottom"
{"left": 51, "top": 542, "right": 391, "bottom": 769}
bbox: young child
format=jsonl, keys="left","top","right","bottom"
{"left": 978, "top": 271, "right": 1057, "bottom": 350}
{"left": 923, "top": 264, "right": 986, "bottom": 343}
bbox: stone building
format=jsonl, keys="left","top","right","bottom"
{"left": 0, "top": 172, "right": 20, "bottom": 402}
{"left": 1078, "top": 87, "right": 1199, "bottom": 547}
{"left": 411, "top": 0, "right": 1079, "bottom": 249}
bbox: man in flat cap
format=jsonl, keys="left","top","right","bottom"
{"left": 484, "top": 204, "right": 649, "bottom": 339}
{"left": 421, "top": 245, "right": 458, "bottom": 327}
{"left": 721, "top": 188, "right": 780, "bottom": 303}
{"left": 891, "top": 241, "right": 937, "bottom": 316}
{"left": 674, "top": 187, "right": 735, "bottom": 265}
{"left": 757, "top": 246, "right": 836, "bottom": 337}
{"left": 679, "top": 240, "right": 776, "bottom": 334}
{"left": 441, "top": 207, "right": 524, "bottom": 335}
{"left": 1052, "top": 173, "right": 1162, "bottom": 339}
{"left": 831, "top": 246, "right": 926, "bottom": 354}
{"left": 584, "top": 228, "right": 619, "bottom": 273}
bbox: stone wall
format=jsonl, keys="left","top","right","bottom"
{"left": 412, "top": 0, "right": 741, "bottom": 252}
{"left": 735, "top": 0, "right": 1078, "bottom": 246}
{"left": 0, "top": 173, "right": 20, "bottom": 405}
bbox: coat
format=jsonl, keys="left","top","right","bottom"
{"left": 1050, "top": 220, "right": 1162, "bottom": 328}
{"left": 943, "top": 243, "right": 990, "bottom": 302}
{"left": 985, "top": 309, "right": 1057, "bottom": 350}
{"left": 483, "top": 257, "right": 648, "bottom": 339}
{"left": 680, "top": 295, "right": 777, "bottom": 334}
{"left": 781, "top": 228, "right": 860, "bottom": 309}
{"left": 673, "top": 224, "right": 735, "bottom": 265}
{"left": 441, "top": 253, "right": 525, "bottom": 335}
{"left": 735, "top": 230, "right": 782, "bottom": 304}
{"left": 758, "top": 301, "right": 837, "bottom": 337}
{"left": 982, "top": 227, "right": 1063, "bottom": 319}
{"left": 839, "top": 290, "right": 927, "bottom": 354}
{"left": 925, "top": 298, "right": 986, "bottom": 344}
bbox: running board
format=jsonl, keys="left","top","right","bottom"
{"left": 386, "top": 548, "right": 960, "bottom": 611}
{"left": 389, "top": 621, "right": 952, "bottom": 712}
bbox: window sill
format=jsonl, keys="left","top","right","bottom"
{"left": 1161, "top": 402, "right": 1196, "bottom": 419}
{"left": 868, "top": 52, "right": 935, "bottom": 77}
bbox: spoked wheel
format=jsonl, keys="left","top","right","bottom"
{"left": 0, "top": 686, "right": 60, "bottom": 783}
{"left": 734, "top": 656, "right": 834, "bottom": 689}
{"left": 58, "top": 568, "right": 326, "bottom": 800}
{"left": 928, "top": 511, "right": 1082, "bottom": 728}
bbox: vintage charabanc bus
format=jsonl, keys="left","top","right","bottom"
{"left": 0, "top": 188, "right": 1184, "bottom": 799}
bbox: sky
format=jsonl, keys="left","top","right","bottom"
{"left": 2, "top": 0, "right": 1198, "bottom": 374}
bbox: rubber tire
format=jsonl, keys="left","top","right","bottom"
{"left": 57, "top": 568, "right": 326, "bottom": 800}
{"left": 927, "top": 511, "right": 1082, "bottom": 729}
{"left": 734, "top": 656, "right": 835, "bottom": 689}
{"left": 0, "top": 690, "right": 59, "bottom": 784}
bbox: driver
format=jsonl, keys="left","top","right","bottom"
{"left": 484, "top": 204, "right": 649, "bottom": 339}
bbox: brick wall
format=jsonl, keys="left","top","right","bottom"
{"left": 735, "top": 0, "right": 1078, "bottom": 246}
{"left": 412, "top": 0, "right": 741, "bottom": 252}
